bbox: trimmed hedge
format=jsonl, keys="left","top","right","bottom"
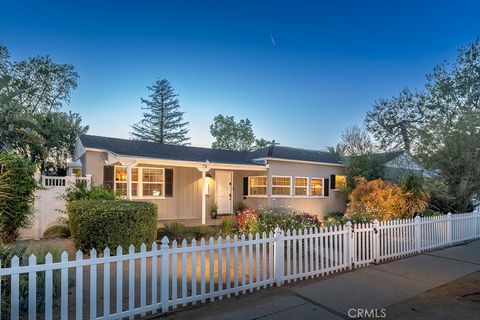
{"left": 68, "top": 200, "right": 157, "bottom": 252}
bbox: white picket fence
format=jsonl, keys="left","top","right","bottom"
{"left": 1, "top": 212, "right": 479, "bottom": 319}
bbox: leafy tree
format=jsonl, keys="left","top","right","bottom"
{"left": 0, "top": 152, "right": 36, "bottom": 242}
{"left": 328, "top": 125, "right": 376, "bottom": 157}
{"left": 0, "top": 44, "right": 86, "bottom": 172}
{"left": 328, "top": 125, "right": 383, "bottom": 189}
{"left": 0, "top": 76, "right": 43, "bottom": 153}
{"left": 365, "top": 88, "right": 427, "bottom": 152}
{"left": 210, "top": 115, "right": 255, "bottom": 151}
{"left": 31, "top": 111, "right": 88, "bottom": 172}
{"left": 254, "top": 138, "right": 277, "bottom": 150}
{"left": 131, "top": 79, "right": 190, "bottom": 145}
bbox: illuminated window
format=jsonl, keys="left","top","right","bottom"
{"left": 272, "top": 176, "right": 292, "bottom": 196}
{"left": 310, "top": 178, "right": 323, "bottom": 196}
{"left": 335, "top": 175, "right": 347, "bottom": 189}
{"left": 294, "top": 177, "right": 308, "bottom": 196}
{"left": 114, "top": 167, "right": 138, "bottom": 196}
{"left": 142, "top": 168, "right": 164, "bottom": 196}
{"left": 249, "top": 176, "right": 267, "bottom": 196}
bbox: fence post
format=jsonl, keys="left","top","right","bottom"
{"left": 345, "top": 221, "right": 353, "bottom": 269}
{"left": 476, "top": 211, "right": 480, "bottom": 239}
{"left": 447, "top": 212, "right": 452, "bottom": 245}
{"left": 160, "top": 236, "right": 170, "bottom": 313}
{"left": 414, "top": 215, "right": 421, "bottom": 253}
{"left": 273, "top": 227, "right": 284, "bottom": 286}
{"left": 372, "top": 219, "right": 380, "bottom": 264}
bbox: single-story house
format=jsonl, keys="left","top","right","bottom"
{"left": 73, "top": 134, "right": 347, "bottom": 223}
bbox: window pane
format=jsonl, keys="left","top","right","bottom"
{"left": 295, "top": 187, "right": 307, "bottom": 196}
{"left": 311, "top": 178, "right": 323, "bottom": 196}
{"left": 115, "top": 168, "right": 127, "bottom": 182}
{"left": 272, "top": 176, "right": 291, "bottom": 186}
{"left": 272, "top": 187, "right": 291, "bottom": 195}
{"left": 295, "top": 177, "right": 307, "bottom": 187}
{"left": 143, "top": 183, "right": 163, "bottom": 196}
{"left": 336, "top": 175, "right": 347, "bottom": 189}
{"left": 132, "top": 168, "right": 138, "bottom": 182}
{"left": 250, "top": 187, "right": 267, "bottom": 195}
{"left": 115, "top": 183, "right": 138, "bottom": 196}
{"left": 116, "top": 182, "right": 127, "bottom": 195}
{"left": 250, "top": 176, "right": 267, "bottom": 186}
{"left": 143, "top": 168, "right": 163, "bottom": 182}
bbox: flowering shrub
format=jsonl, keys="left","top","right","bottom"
{"left": 345, "top": 177, "right": 429, "bottom": 221}
{"left": 235, "top": 209, "right": 259, "bottom": 232}
{"left": 236, "top": 207, "right": 320, "bottom": 234}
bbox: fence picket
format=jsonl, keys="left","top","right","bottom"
{"left": 1, "top": 212, "right": 479, "bottom": 319}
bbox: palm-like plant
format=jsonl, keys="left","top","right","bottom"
{"left": 0, "top": 75, "right": 43, "bottom": 153}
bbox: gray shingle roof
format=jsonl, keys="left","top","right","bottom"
{"left": 79, "top": 135, "right": 343, "bottom": 166}
{"left": 251, "top": 145, "right": 343, "bottom": 164}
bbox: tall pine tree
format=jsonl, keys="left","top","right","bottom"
{"left": 131, "top": 79, "right": 190, "bottom": 145}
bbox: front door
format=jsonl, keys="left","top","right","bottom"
{"left": 215, "top": 171, "right": 233, "bottom": 214}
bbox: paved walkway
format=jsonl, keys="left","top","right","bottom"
{"left": 162, "top": 240, "right": 480, "bottom": 319}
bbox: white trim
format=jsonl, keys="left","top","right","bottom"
{"left": 245, "top": 195, "right": 268, "bottom": 198}
{"left": 248, "top": 175, "right": 268, "bottom": 196}
{"left": 115, "top": 155, "right": 269, "bottom": 171}
{"left": 293, "top": 176, "right": 309, "bottom": 197}
{"left": 254, "top": 157, "right": 345, "bottom": 167}
{"left": 215, "top": 170, "right": 234, "bottom": 214}
{"left": 271, "top": 175, "right": 292, "bottom": 197}
{"left": 114, "top": 165, "right": 165, "bottom": 199}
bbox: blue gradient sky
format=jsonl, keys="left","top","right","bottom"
{"left": 1, "top": 1, "right": 479, "bottom": 149}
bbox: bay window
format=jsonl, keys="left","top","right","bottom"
{"left": 294, "top": 177, "right": 308, "bottom": 196}
{"left": 272, "top": 176, "right": 292, "bottom": 196}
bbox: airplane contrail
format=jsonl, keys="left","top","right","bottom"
{"left": 270, "top": 34, "right": 276, "bottom": 46}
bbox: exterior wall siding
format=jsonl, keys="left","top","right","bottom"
{"left": 83, "top": 151, "right": 345, "bottom": 221}
{"left": 242, "top": 160, "right": 346, "bottom": 220}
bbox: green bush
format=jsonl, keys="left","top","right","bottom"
{"left": 0, "top": 152, "right": 37, "bottom": 243}
{"left": 68, "top": 200, "right": 157, "bottom": 252}
{"left": 158, "top": 221, "right": 187, "bottom": 242}
{"left": 64, "top": 181, "right": 119, "bottom": 202}
{"left": 43, "top": 218, "right": 71, "bottom": 238}
{"left": 0, "top": 241, "right": 65, "bottom": 317}
{"left": 218, "top": 218, "right": 237, "bottom": 236}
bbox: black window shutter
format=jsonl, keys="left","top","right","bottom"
{"left": 243, "top": 177, "right": 249, "bottom": 196}
{"left": 103, "top": 166, "right": 114, "bottom": 190}
{"left": 165, "top": 168, "right": 173, "bottom": 197}
{"left": 324, "top": 178, "right": 330, "bottom": 196}
{"left": 330, "top": 174, "right": 336, "bottom": 190}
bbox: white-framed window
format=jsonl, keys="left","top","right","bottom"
{"left": 335, "top": 175, "right": 347, "bottom": 189}
{"left": 142, "top": 168, "right": 164, "bottom": 197}
{"left": 249, "top": 176, "right": 267, "bottom": 196}
{"left": 294, "top": 177, "right": 308, "bottom": 196}
{"left": 114, "top": 166, "right": 163, "bottom": 198}
{"left": 114, "top": 167, "right": 138, "bottom": 196}
{"left": 272, "top": 176, "right": 292, "bottom": 196}
{"left": 310, "top": 178, "right": 323, "bottom": 196}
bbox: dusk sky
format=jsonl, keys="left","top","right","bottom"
{"left": 1, "top": 1, "right": 479, "bottom": 149}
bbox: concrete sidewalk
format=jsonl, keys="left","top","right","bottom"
{"left": 165, "top": 240, "right": 480, "bottom": 320}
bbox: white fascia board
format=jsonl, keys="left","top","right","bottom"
{"left": 257, "top": 157, "right": 345, "bottom": 167}
{"left": 115, "top": 155, "right": 268, "bottom": 171}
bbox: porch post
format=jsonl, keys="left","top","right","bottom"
{"left": 197, "top": 164, "right": 210, "bottom": 225}
{"left": 126, "top": 164, "right": 133, "bottom": 200}
{"left": 201, "top": 169, "right": 207, "bottom": 225}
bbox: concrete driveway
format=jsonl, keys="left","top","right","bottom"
{"left": 163, "top": 240, "right": 480, "bottom": 320}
